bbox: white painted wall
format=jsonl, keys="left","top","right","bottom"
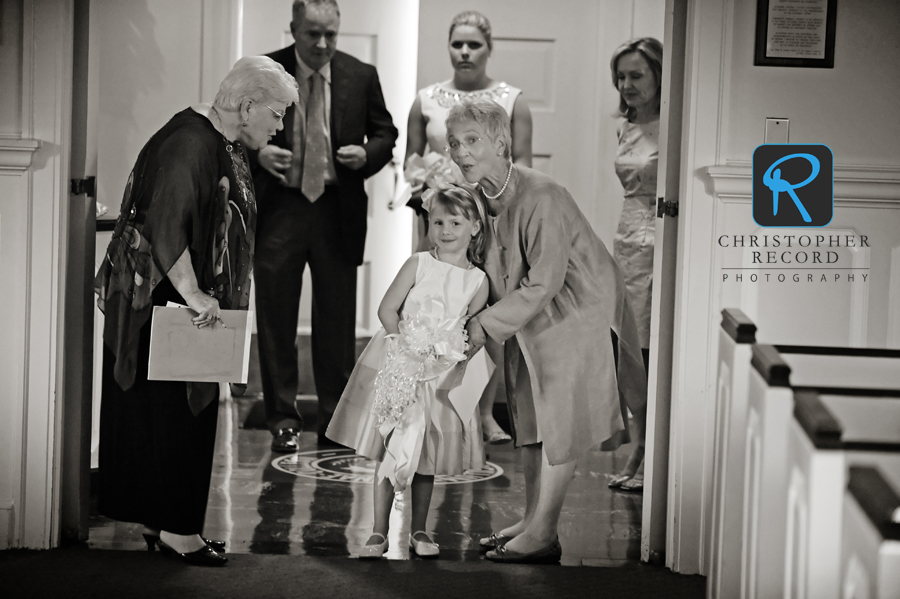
{"left": 90, "top": 0, "right": 241, "bottom": 216}
{"left": 0, "top": 0, "right": 23, "bottom": 135}
{"left": 725, "top": 0, "right": 900, "bottom": 166}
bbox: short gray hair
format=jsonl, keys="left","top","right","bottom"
{"left": 445, "top": 99, "right": 512, "bottom": 160}
{"left": 214, "top": 56, "right": 299, "bottom": 111}
{"left": 449, "top": 10, "right": 492, "bottom": 51}
{"left": 292, "top": 0, "right": 340, "bottom": 22}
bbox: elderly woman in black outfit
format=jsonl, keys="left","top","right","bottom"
{"left": 95, "top": 56, "right": 298, "bottom": 567}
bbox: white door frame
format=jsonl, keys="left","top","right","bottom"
{"left": 6, "top": 0, "right": 75, "bottom": 549}
{"left": 641, "top": 0, "right": 687, "bottom": 566}
{"left": 665, "top": 0, "right": 735, "bottom": 574}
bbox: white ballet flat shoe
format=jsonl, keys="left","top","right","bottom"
{"left": 358, "top": 533, "right": 389, "bottom": 559}
{"left": 409, "top": 531, "right": 439, "bottom": 558}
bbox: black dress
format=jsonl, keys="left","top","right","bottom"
{"left": 95, "top": 108, "right": 256, "bottom": 534}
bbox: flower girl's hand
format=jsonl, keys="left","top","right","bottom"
{"left": 465, "top": 317, "right": 486, "bottom": 359}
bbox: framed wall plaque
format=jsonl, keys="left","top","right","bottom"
{"left": 755, "top": 0, "right": 837, "bottom": 68}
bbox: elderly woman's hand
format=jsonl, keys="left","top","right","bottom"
{"left": 186, "top": 290, "right": 222, "bottom": 329}
{"left": 465, "top": 316, "right": 487, "bottom": 359}
{"left": 167, "top": 248, "right": 223, "bottom": 328}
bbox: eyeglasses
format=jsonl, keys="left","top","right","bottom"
{"left": 444, "top": 136, "right": 483, "bottom": 154}
{"left": 264, "top": 105, "right": 286, "bottom": 121}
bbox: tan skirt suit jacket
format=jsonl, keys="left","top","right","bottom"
{"left": 477, "top": 166, "right": 647, "bottom": 465}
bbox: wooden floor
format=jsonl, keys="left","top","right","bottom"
{"left": 88, "top": 393, "right": 645, "bottom": 567}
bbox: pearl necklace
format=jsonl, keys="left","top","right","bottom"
{"left": 481, "top": 161, "right": 514, "bottom": 200}
{"left": 430, "top": 246, "right": 473, "bottom": 270}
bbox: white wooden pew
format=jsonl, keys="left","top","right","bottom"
{"left": 842, "top": 466, "right": 900, "bottom": 599}
{"left": 742, "top": 344, "right": 794, "bottom": 599}
{"left": 786, "top": 391, "right": 900, "bottom": 599}
{"left": 707, "top": 308, "right": 757, "bottom": 599}
{"left": 742, "top": 345, "right": 900, "bottom": 599}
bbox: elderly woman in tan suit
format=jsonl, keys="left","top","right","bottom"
{"left": 449, "top": 99, "right": 647, "bottom": 563}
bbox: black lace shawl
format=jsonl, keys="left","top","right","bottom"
{"left": 94, "top": 108, "right": 256, "bottom": 413}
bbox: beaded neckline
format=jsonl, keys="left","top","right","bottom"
{"left": 426, "top": 82, "right": 512, "bottom": 109}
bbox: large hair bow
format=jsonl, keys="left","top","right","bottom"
{"left": 421, "top": 188, "right": 438, "bottom": 214}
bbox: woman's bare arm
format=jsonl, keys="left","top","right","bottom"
{"left": 510, "top": 96, "right": 533, "bottom": 168}
{"left": 167, "top": 247, "right": 221, "bottom": 327}
{"left": 405, "top": 95, "right": 428, "bottom": 163}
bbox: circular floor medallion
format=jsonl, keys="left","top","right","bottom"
{"left": 272, "top": 448, "right": 503, "bottom": 485}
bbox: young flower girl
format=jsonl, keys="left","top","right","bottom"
{"left": 326, "top": 185, "right": 489, "bottom": 559}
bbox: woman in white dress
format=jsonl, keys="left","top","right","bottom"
{"left": 607, "top": 37, "right": 663, "bottom": 493}
{"left": 405, "top": 10, "right": 534, "bottom": 444}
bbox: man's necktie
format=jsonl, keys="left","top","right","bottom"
{"left": 301, "top": 72, "right": 327, "bottom": 202}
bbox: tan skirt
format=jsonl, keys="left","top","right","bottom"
{"left": 503, "top": 332, "right": 631, "bottom": 452}
{"left": 503, "top": 336, "right": 540, "bottom": 447}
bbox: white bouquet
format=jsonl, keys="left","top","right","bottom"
{"left": 371, "top": 308, "right": 468, "bottom": 426}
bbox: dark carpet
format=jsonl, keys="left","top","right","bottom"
{"left": 0, "top": 547, "right": 705, "bottom": 599}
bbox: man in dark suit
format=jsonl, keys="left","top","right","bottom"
{"left": 251, "top": 0, "right": 398, "bottom": 451}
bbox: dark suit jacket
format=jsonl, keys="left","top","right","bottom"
{"left": 251, "top": 46, "right": 398, "bottom": 265}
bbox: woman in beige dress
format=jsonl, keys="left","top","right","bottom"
{"left": 448, "top": 99, "right": 647, "bottom": 564}
{"left": 607, "top": 37, "right": 663, "bottom": 493}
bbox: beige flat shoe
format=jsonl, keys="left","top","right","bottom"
{"left": 409, "top": 531, "right": 439, "bottom": 558}
{"left": 608, "top": 474, "right": 632, "bottom": 488}
{"left": 485, "top": 430, "right": 512, "bottom": 445}
{"left": 358, "top": 533, "right": 389, "bottom": 559}
{"left": 619, "top": 474, "right": 644, "bottom": 492}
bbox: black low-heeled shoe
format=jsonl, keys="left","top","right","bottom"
{"left": 156, "top": 538, "right": 228, "bottom": 567}
{"left": 143, "top": 534, "right": 226, "bottom": 553}
{"left": 478, "top": 532, "right": 514, "bottom": 551}
{"left": 203, "top": 538, "right": 226, "bottom": 552}
{"left": 271, "top": 427, "right": 302, "bottom": 453}
{"left": 485, "top": 538, "right": 562, "bottom": 564}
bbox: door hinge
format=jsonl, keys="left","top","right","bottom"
{"left": 70, "top": 176, "right": 96, "bottom": 197}
{"left": 657, "top": 198, "right": 678, "bottom": 218}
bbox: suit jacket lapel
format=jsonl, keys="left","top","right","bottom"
{"left": 329, "top": 53, "right": 349, "bottom": 144}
